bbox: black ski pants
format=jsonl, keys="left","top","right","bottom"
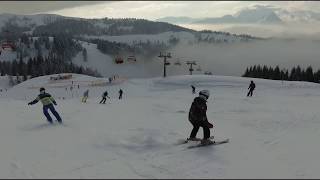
{"left": 100, "top": 97, "right": 107, "bottom": 104}
{"left": 247, "top": 88, "right": 254, "bottom": 97}
{"left": 189, "top": 119, "right": 210, "bottom": 139}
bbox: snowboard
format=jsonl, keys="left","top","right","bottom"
{"left": 175, "top": 136, "right": 215, "bottom": 145}
{"left": 187, "top": 138, "right": 229, "bottom": 149}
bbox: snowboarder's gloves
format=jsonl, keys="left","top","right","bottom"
{"left": 28, "top": 102, "right": 32, "bottom": 105}
{"left": 207, "top": 122, "right": 214, "bottom": 128}
{"left": 53, "top": 101, "right": 57, "bottom": 105}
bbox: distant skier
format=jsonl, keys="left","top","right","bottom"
{"left": 99, "top": 90, "right": 110, "bottom": 104}
{"left": 28, "top": 87, "right": 62, "bottom": 124}
{"left": 247, "top": 80, "right": 256, "bottom": 97}
{"left": 119, "top": 89, "right": 123, "bottom": 99}
{"left": 191, "top": 85, "right": 196, "bottom": 94}
{"left": 188, "top": 90, "right": 214, "bottom": 145}
{"left": 82, "top": 89, "right": 89, "bottom": 103}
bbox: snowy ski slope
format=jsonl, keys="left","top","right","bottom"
{"left": 1, "top": 74, "right": 320, "bottom": 178}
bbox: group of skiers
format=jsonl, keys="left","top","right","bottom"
{"left": 28, "top": 80, "right": 255, "bottom": 146}
{"left": 28, "top": 87, "right": 125, "bottom": 125}
{"left": 81, "top": 88, "right": 124, "bottom": 104}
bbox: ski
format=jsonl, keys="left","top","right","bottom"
{"left": 187, "top": 138, "right": 229, "bottom": 149}
{"left": 175, "top": 136, "right": 215, "bottom": 145}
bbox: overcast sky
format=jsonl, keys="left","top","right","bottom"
{"left": 0, "top": 1, "right": 319, "bottom": 20}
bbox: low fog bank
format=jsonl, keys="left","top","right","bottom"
{"left": 180, "top": 23, "right": 320, "bottom": 39}
{"left": 165, "top": 39, "right": 320, "bottom": 77}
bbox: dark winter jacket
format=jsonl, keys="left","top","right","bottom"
{"left": 83, "top": 90, "right": 89, "bottom": 97}
{"left": 189, "top": 96, "right": 208, "bottom": 122}
{"left": 28, "top": 92, "right": 57, "bottom": 106}
{"left": 102, "top": 91, "right": 109, "bottom": 98}
{"left": 249, "top": 82, "right": 256, "bottom": 90}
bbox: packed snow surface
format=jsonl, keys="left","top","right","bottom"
{"left": 1, "top": 73, "right": 320, "bottom": 178}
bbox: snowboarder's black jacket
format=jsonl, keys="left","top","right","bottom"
{"left": 189, "top": 96, "right": 208, "bottom": 122}
{"left": 102, "top": 91, "right": 108, "bottom": 97}
{"left": 249, "top": 82, "right": 256, "bottom": 90}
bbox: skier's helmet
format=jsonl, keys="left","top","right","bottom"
{"left": 40, "top": 87, "right": 45, "bottom": 93}
{"left": 199, "top": 90, "right": 210, "bottom": 99}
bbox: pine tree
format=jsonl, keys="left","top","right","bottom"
{"left": 284, "top": 70, "right": 289, "bottom": 80}
{"left": 11, "top": 60, "right": 18, "bottom": 76}
{"left": 243, "top": 67, "right": 249, "bottom": 77}
{"left": 273, "top": 66, "right": 281, "bottom": 80}
{"left": 252, "top": 65, "right": 257, "bottom": 77}
{"left": 290, "top": 67, "right": 296, "bottom": 81}
{"left": 296, "top": 66, "right": 302, "bottom": 81}
{"left": 305, "top": 66, "right": 314, "bottom": 82}
{"left": 82, "top": 48, "right": 88, "bottom": 62}
{"left": 314, "top": 70, "right": 320, "bottom": 83}
{"left": 268, "top": 66, "right": 274, "bottom": 79}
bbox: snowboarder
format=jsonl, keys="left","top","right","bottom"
{"left": 247, "top": 80, "right": 256, "bottom": 97}
{"left": 188, "top": 90, "right": 214, "bottom": 145}
{"left": 99, "top": 90, "right": 110, "bottom": 104}
{"left": 82, "top": 89, "right": 89, "bottom": 103}
{"left": 119, "top": 89, "right": 123, "bottom": 99}
{"left": 28, "top": 87, "right": 62, "bottom": 124}
{"left": 191, "top": 85, "right": 196, "bottom": 94}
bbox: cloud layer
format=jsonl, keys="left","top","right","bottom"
{"left": 0, "top": 1, "right": 107, "bottom": 15}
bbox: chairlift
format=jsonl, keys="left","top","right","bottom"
{"left": 127, "top": 55, "right": 137, "bottom": 62}
{"left": 1, "top": 41, "right": 16, "bottom": 51}
{"left": 115, "top": 56, "right": 124, "bottom": 64}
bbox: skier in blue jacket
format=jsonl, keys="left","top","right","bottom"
{"left": 28, "top": 87, "right": 62, "bottom": 124}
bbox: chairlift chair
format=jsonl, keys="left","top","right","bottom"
{"left": 115, "top": 56, "right": 124, "bottom": 64}
{"left": 127, "top": 55, "right": 137, "bottom": 62}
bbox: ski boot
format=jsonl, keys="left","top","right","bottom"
{"left": 201, "top": 138, "right": 215, "bottom": 145}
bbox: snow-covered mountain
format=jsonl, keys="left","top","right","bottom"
{"left": 0, "top": 13, "right": 194, "bottom": 37}
{"left": 276, "top": 9, "right": 320, "bottom": 23}
{"left": 194, "top": 7, "right": 283, "bottom": 24}
{"left": 157, "top": 6, "right": 283, "bottom": 25}
{"left": 157, "top": 5, "right": 320, "bottom": 25}
{"left": 1, "top": 73, "right": 320, "bottom": 178}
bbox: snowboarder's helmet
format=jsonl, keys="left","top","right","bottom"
{"left": 199, "top": 90, "right": 210, "bottom": 99}
{"left": 40, "top": 87, "right": 45, "bottom": 92}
